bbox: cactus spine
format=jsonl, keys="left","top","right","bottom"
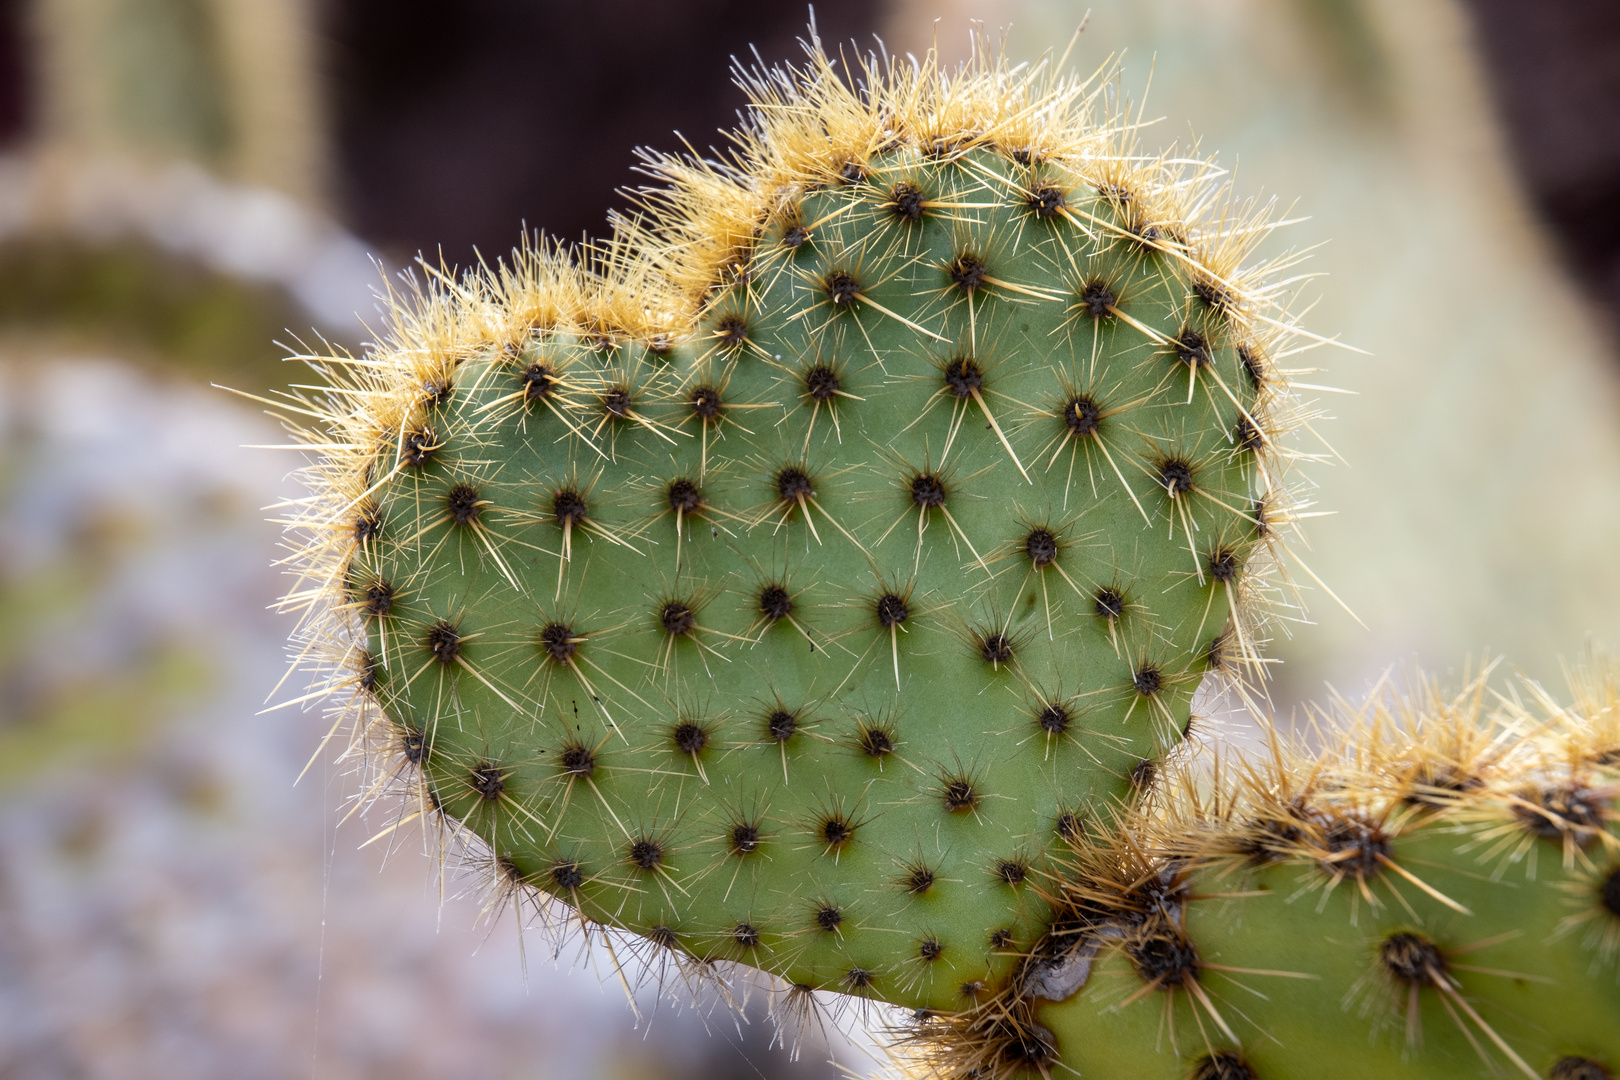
{"left": 903, "top": 664, "right": 1620, "bottom": 1079}
{"left": 273, "top": 30, "right": 1619, "bottom": 1080}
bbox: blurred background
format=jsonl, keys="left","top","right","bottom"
{"left": 0, "top": 0, "right": 1615, "bottom": 1076}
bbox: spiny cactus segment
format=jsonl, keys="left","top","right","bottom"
{"left": 272, "top": 32, "right": 1331, "bottom": 1055}
{"left": 898, "top": 663, "right": 1620, "bottom": 1079}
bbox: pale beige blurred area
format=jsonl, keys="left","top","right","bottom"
{"left": 888, "top": 0, "right": 1620, "bottom": 703}
{"left": 30, "top": 0, "right": 327, "bottom": 204}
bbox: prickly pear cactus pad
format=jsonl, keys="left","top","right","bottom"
{"left": 274, "top": 41, "right": 1323, "bottom": 1018}
{"left": 897, "top": 664, "right": 1620, "bottom": 1079}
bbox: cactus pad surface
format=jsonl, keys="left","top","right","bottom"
{"left": 276, "top": 36, "right": 1323, "bottom": 1038}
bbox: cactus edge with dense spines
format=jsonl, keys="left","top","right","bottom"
{"left": 898, "top": 662, "right": 1620, "bottom": 1080}
{"left": 277, "top": 41, "right": 1313, "bottom": 1011}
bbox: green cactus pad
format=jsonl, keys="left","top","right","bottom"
{"left": 279, "top": 43, "right": 1315, "bottom": 1017}
{"left": 901, "top": 668, "right": 1620, "bottom": 1078}
{"left": 1038, "top": 824, "right": 1620, "bottom": 1080}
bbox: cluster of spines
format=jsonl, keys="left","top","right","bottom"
{"left": 890, "top": 659, "right": 1620, "bottom": 1079}
{"left": 263, "top": 27, "right": 1337, "bottom": 1054}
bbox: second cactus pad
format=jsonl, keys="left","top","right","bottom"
{"left": 323, "top": 51, "right": 1304, "bottom": 1015}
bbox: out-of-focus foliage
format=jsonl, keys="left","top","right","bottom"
{"left": 0, "top": 238, "right": 300, "bottom": 390}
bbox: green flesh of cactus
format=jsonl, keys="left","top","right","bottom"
{"left": 349, "top": 146, "right": 1262, "bottom": 1012}
{"left": 1032, "top": 811, "right": 1620, "bottom": 1080}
